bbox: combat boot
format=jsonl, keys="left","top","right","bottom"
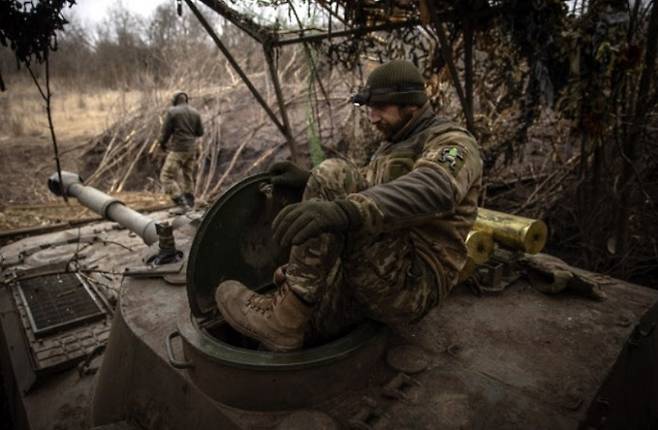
{"left": 183, "top": 192, "right": 195, "bottom": 208}
{"left": 171, "top": 194, "right": 187, "bottom": 207}
{"left": 215, "top": 280, "right": 312, "bottom": 352}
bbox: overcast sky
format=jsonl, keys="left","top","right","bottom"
{"left": 70, "top": 0, "right": 171, "bottom": 27}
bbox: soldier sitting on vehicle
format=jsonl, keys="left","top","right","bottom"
{"left": 215, "top": 60, "right": 483, "bottom": 351}
{"left": 159, "top": 91, "right": 204, "bottom": 209}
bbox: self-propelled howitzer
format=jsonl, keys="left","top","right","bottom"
{"left": 0, "top": 172, "right": 656, "bottom": 430}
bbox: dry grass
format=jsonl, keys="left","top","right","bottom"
{"left": 0, "top": 81, "right": 143, "bottom": 141}
{"left": 0, "top": 191, "right": 170, "bottom": 232}
{"left": 0, "top": 80, "right": 147, "bottom": 225}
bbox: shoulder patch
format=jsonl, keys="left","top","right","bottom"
{"left": 439, "top": 146, "right": 465, "bottom": 174}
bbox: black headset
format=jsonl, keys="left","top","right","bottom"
{"left": 350, "top": 83, "right": 425, "bottom": 106}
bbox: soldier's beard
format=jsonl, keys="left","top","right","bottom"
{"left": 376, "top": 109, "right": 415, "bottom": 139}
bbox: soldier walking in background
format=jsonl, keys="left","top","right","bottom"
{"left": 215, "top": 60, "right": 483, "bottom": 351}
{"left": 159, "top": 91, "right": 204, "bottom": 208}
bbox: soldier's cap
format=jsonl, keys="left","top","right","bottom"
{"left": 351, "top": 60, "right": 428, "bottom": 107}
{"left": 172, "top": 91, "right": 189, "bottom": 105}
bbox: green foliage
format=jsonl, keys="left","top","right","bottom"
{"left": 305, "top": 48, "right": 325, "bottom": 166}
{"left": 306, "top": 109, "right": 325, "bottom": 166}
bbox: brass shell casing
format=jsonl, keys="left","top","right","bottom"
{"left": 465, "top": 230, "right": 495, "bottom": 264}
{"left": 474, "top": 208, "right": 548, "bottom": 254}
{"left": 458, "top": 231, "right": 495, "bottom": 282}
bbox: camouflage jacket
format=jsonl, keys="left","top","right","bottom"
{"left": 159, "top": 104, "right": 204, "bottom": 153}
{"left": 347, "top": 102, "right": 482, "bottom": 288}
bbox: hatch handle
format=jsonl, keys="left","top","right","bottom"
{"left": 166, "top": 330, "right": 194, "bottom": 369}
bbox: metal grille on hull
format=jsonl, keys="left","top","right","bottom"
{"left": 18, "top": 273, "right": 106, "bottom": 336}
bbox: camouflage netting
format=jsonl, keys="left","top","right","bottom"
{"left": 81, "top": 0, "right": 658, "bottom": 286}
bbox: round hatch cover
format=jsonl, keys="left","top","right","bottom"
{"left": 186, "top": 174, "right": 302, "bottom": 317}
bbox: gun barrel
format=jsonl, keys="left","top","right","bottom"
{"left": 48, "top": 171, "right": 158, "bottom": 245}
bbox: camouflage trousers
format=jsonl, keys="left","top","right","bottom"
{"left": 286, "top": 159, "right": 442, "bottom": 344}
{"left": 160, "top": 151, "right": 196, "bottom": 197}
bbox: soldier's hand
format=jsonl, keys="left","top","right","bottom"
{"left": 272, "top": 199, "right": 362, "bottom": 247}
{"left": 268, "top": 161, "right": 311, "bottom": 189}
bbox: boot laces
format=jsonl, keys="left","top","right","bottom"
{"left": 246, "top": 287, "right": 287, "bottom": 315}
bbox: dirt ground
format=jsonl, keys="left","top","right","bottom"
{"left": 0, "top": 82, "right": 154, "bottom": 232}
{"left": 0, "top": 82, "right": 142, "bottom": 201}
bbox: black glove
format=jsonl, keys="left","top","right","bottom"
{"left": 268, "top": 161, "right": 311, "bottom": 189}
{"left": 272, "top": 199, "right": 362, "bottom": 247}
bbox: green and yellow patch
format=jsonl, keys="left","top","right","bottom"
{"left": 438, "top": 146, "right": 465, "bottom": 174}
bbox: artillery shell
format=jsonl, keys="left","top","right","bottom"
{"left": 465, "top": 230, "right": 495, "bottom": 264}
{"left": 474, "top": 208, "right": 548, "bottom": 254}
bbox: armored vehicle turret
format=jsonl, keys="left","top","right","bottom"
{"left": 0, "top": 172, "right": 656, "bottom": 429}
